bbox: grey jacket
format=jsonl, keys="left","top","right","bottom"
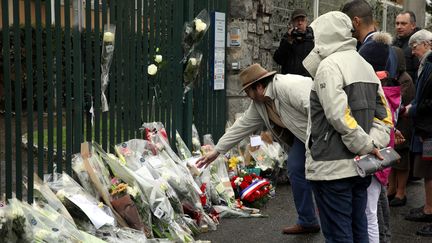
{"left": 214, "top": 74, "right": 312, "bottom": 154}
{"left": 303, "top": 11, "right": 392, "bottom": 181}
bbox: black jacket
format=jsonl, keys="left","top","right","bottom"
{"left": 393, "top": 28, "right": 420, "bottom": 82}
{"left": 273, "top": 27, "right": 314, "bottom": 77}
{"left": 412, "top": 52, "right": 432, "bottom": 139}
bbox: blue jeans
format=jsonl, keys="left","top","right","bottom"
{"left": 287, "top": 137, "right": 319, "bottom": 227}
{"left": 311, "top": 176, "right": 371, "bottom": 243}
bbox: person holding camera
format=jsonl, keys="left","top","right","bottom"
{"left": 273, "top": 9, "right": 314, "bottom": 77}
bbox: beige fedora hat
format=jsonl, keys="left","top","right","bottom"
{"left": 239, "top": 63, "right": 276, "bottom": 93}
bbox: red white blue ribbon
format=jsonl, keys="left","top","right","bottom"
{"left": 240, "top": 179, "right": 269, "bottom": 201}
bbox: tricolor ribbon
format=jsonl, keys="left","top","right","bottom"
{"left": 240, "top": 179, "right": 270, "bottom": 201}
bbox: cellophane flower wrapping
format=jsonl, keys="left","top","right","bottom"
{"left": 109, "top": 141, "right": 194, "bottom": 241}
{"left": 72, "top": 155, "right": 100, "bottom": 199}
{"left": 249, "top": 146, "right": 274, "bottom": 172}
{"left": 15, "top": 198, "right": 86, "bottom": 242}
{"left": 101, "top": 24, "right": 116, "bottom": 112}
{"left": 175, "top": 130, "right": 193, "bottom": 160}
{"left": 95, "top": 226, "right": 150, "bottom": 243}
{"left": 143, "top": 125, "right": 217, "bottom": 232}
{"left": 0, "top": 200, "right": 33, "bottom": 242}
{"left": 208, "top": 157, "right": 236, "bottom": 208}
{"left": 95, "top": 143, "right": 153, "bottom": 238}
{"left": 183, "top": 51, "right": 203, "bottom": 95}
{"left": 181, "top": 9, "right": 210, "bottom": 61}
{"left": 109, "top": 180, "right": 147, "bottom": 236}
{"left": 44, "top": 172, "right": 116, "bottom": 231}
{"left": 191, "top": 124, "right": 202, "bottom": 156}
{"left": 32, "top": 174, "right": 76, "bottom": 226}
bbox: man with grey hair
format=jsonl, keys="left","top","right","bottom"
{"left": 394, "top": 11, "right": 420, "bottom": 81}
{"left": 273, "top": 9, "right": 314, "bottom": 76}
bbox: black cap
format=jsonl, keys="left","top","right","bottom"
{"left": 291, "top": 9, "right": 307, "bottom": 21}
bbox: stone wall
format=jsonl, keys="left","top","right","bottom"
{"left": 225, "top": 0, "right": 402, "bottom": 122}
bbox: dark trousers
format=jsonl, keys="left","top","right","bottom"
{"left": 287, "top": 137, "right": 318, "bottom": 226}
{"left": 311, "top": 176, "right": 371, "bottom": 243}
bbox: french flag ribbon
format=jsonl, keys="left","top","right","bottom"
{"left": 240, "top": 179, "right": 270, "bottom": 201}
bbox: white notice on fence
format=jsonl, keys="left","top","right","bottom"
{"left": 69, "top": 194, "right": 115, "bottom": 229}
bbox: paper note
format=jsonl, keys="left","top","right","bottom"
{"left": 250, "top": 135, "right": 263, "bottom": 147}
{"left": 69, "top": 194, "right": 115, "bottom": 229}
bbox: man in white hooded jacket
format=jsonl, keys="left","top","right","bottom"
{"left": 302, "top": 11, "right": 392, "bottom": 242}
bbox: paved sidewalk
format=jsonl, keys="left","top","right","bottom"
{"left": 197, "top": 180, "right": 432, "bottom": 243}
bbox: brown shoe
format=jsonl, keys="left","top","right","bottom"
{"left": 282, "top": 224, "right": 320, "bottom": 234}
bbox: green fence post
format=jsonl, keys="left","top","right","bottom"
{"left": 2, "top": 0, "right": 13, "bottom": 199}
{"left": 24, "top": 0, "right": 34, "bottom": 203}
{"left": 182, "top": 0, "right": 194, "bottom": 149}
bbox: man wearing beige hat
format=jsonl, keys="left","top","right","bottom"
{"left": 196, "top": 63, "right": 320, "bottom": 234}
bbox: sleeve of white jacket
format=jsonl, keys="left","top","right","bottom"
{"left": 314, "top": 65, "right": 377, "bottom": 155}
{"left": 214, "top": 103, "right": 264, "bottom": 154}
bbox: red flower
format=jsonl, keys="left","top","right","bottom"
{"left": 239, "top": 181, "right": 249, "bottom": 190}
{"left": 243, "top": 175, "right": 253, "bottom": 184}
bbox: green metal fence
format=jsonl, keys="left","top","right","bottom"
{"left": 0, "top": 0, "right": 227, "bottom": 203}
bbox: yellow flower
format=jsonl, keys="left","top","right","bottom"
{"left": 228, "top": 156, "right": 239, "bottom": 169}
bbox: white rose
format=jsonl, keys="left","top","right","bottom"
{"left": 103, "top": 32, "right": 114, "bottom": 42}
{"left": 189, "top": 58, "right": 197, "bottom": 66}
{"left": 127, "top": 186, "right": 139, "bottom": 198}
{"left": 194, "top": 19, "right": 207, "bottom": 32}
{"left": 154, "top": 55, "right": 163, "bottom": 63}
{"left": 147, "top": 64, "right": 158, "bottom": 75}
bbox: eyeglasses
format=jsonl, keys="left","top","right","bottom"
{"left": 410, "top": 42, "right": 421, "bottom": 49}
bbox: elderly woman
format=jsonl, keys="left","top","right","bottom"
{"left": 403, "top": 29, "right": 432, "bottom": 237}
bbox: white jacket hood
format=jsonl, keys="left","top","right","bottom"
{"left": 303, "top": 11, "right": 358, "bottom": 77}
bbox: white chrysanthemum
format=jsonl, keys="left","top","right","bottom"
{"left": 147, "top": 64, "right": 158, "bottom": 75}
{"left": 189, "top": 58, "right": 197, "bottom": 66}
{"left": 127, "top": 186, "right": 139, "bottom": 198}
{"left": 103, "top": 32, "right": 114, "bottom": 42}
{"left": 154, "top": 55, "right": 163, "bottom": 63}
{"left": 194, "top": 19, "right": 207, "bottom": 32}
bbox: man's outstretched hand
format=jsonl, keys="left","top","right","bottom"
{"left": 196, "top": 150, "right": 220, "bottom": 168}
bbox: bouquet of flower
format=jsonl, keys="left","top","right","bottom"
{"left": 95, "top": 226, "right": 151, "bottom": 243}
{"left": 0, "top": 201, "right": 33, "bottom": 242}
{"left": 208, "top": 156, "right": 236, "bottom": 207}
{"left": 183, "top": 51, "right": 203, "bottom": 96}
{"left": 175, "top": 130, "right": 193, "bottom": 160}
{"left": 16, "top": 198, "right": 87, "bottom": 242}
{"left": 99, "top": 144, "right": 193, "bottom": 241}
{"left": 182, "top": 9, "right": 210, "bottom": 61}
{"left": 142, "top": 122, "right": 169, "bottom": 144}
{"left": 249, "top": 145, "right": 275, "bottom": 171}
{"left": 45, "top": 172, "right": 117, "bottom": 230}
{"left": 115, "top": 139, "right": 154, "bottom": 171}
{"left": 72, "top": 154, "right": 100, "bottom": 198}
{"left": 230, "top": 171, "right": 271, "bottom": 208}
{"left": 31, "top": 174, "right": 76, "bottom": 226}
{"left": 94, "top": 143, "right": 154, "bottom": 238}
{"left": 109, "top": 178, "right": 147, "bottom": 235}
{"left": 192, "top": 124, "right": 202, "bottom": 156}
{"left": 101, "top": 24, "right": 116, "bottom": 112}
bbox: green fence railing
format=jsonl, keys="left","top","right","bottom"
{"left": 0, "top": 0, "right": 227, "bottom": 203}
